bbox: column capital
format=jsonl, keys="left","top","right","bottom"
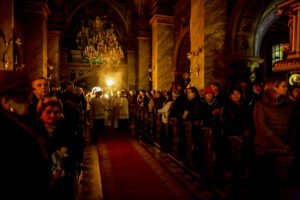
{"left": 149, "top": 14, "right": 175, "bottom": 27}
{"left": 47, "top": 30, "right": 62, "bottom": 38}
{"left": 136, "top": 36, "right": 151, "bottom": 41}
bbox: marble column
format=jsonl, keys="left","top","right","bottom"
{"left": 190, "top": 0, "right": 227, "bottom": 88}
{"left": 150, "top": 14, "right": 175, "bottom": 91}
{"left": 0, "top": 0, "right": 13, "bottom": 70}
{"left": 47, "top": 30, "right": 61, "bottom": 85}
{"left": 137, "top": 36, "right": 151, "bottom": 91}
{"left": 14, "top": 1, "right": 50, "bottom": 79}
{"left": 127, "top": 50, "right": 137, "bottom": 90}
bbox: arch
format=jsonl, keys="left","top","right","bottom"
{"left": 226, "top": 0, "right": 285, "bottom": 56}
{"left": 173, "top": 26, "right": 190, "bottom": 86}
{"left": 66, "top": 0, "right": 128, "bottom": 34}
{"left": 225, "top": 0, "right": 248, "bottom": 54}
{"left": 173, "top": 26, "right": 190, "bottom": 72}
{"left": 254, "top": 0, "right": 287, "bottom": 56}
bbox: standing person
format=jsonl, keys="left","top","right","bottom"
{"left": 35, "top": 96, "right": 84, "bottom": 200}
{"left": 137, "top": 90, "right": 148, "bottom": 108}
{"left": 169, "top": 90, "right": 185, "bottom": 158}
{"left": 250, "top": 76, "right": 298, "bottom": 200}
{"left": 29, "top": 77, "right": 50, "bottom": 122}
{"left": 0, "top": 70, "right": 50, "bottom": 200}
{"left": 221, "top": 87, "right": 250, "bottom": 199}
{"left": 85, "top": 91, "right": 92, "bottom": 124}
{"left": 90, "top": 91, "right": 105, "bottom": 140}
{"left": 158, "top": 91, "right": 173, "bottom": 151}
{"left": 116, "top": 90, "right": 129, "bottom": 131}
{"left": 182, "top": 87, "right": 208, "bottom": 171}
{"left": 211, "top": 82, "right": 225, "bottom": 106}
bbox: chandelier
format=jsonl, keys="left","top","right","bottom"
{"left": 76, "top": 16, "right": 124, "bottom": 66}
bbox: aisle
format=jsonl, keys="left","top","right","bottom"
{"left": 97, "top": 128, "right": 195, "bottom": 200}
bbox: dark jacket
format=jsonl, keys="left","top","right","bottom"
{"left": 2, "top": 109, "right": 51, "bottom": 200}
{"left": 35, "top": 119, "right": 84, "bottom": 172}
{"left": 254, "top": 94, "right": 297, "bottom": 155}
{"left": 221, "top": 100, "right": 250, "bottom": 136}
{"left": 184, "top": 96, "right": 209, "bottom": 123}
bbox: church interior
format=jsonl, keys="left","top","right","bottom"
{"left": 1, "top": 0, "right": 300, "bottom": 200}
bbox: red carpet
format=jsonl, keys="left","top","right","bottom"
{"left": 97, "top": 129, "right": 194, "bottom": 200}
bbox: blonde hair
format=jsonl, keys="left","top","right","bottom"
{"left": 263, "top": 76, "right": 286, "bottom": 98}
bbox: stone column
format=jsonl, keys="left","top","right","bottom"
{"left": 127, "top": 50, "right": 136, "bottom": 90}
{"left": 14, "top": 0, "right": 50, "bottom": 79}
{"left": 47, "top": 30, "right": 61, "bottom": 85}
{"left": 190, "top": 0, "right": 227, "bottom": 88}
{"left": 137, "top": 36, "right": 151, "bottom": 91}
{"left": 0, "top": 0, "right": 13, "bottom": 70}
{"left": 150, "top": 14, "right": 175, "bottom": 91}
{"left": 60, "top": 47, "right": 69, "bottom": 84}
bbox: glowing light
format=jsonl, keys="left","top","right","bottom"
{"left": 106, "top": 79, "right": 114, "bottom": 87}
{"left": 104, "top": 94, "right": 109, "bottom": 99}
{"left": 91, "top": 87, "right": 102, "bottom": 93}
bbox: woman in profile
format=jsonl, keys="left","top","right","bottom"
{"left": 250, "top": 76, "right": 298, "bottom": 200}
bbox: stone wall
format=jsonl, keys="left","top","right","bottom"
{"left": 47, "top": 30, "right": 61, "bottom": 85}
{"left": 0, "top": 0, "right": 13, "bottom": 70}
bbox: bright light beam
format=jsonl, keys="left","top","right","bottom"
{"left": 106, "top": 79, "right": 114, "bottom": 87}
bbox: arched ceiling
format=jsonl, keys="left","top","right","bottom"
{"left": 226, "top": 0, "right": 287, "bottom": 56}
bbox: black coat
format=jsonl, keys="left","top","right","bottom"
{"left": 221, "top": 100, "right": 250, "bottom": 136}
{"left": 1, "top": 109, "right": 51, "bottom": 200}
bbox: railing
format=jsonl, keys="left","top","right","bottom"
{"left": 128, "top": 104, "right": 218, "bottom": 184}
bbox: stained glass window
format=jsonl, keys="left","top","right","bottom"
{"left": 272, "top": 44, "right": 283, "bottom": 64}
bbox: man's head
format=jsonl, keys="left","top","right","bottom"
{"left": 210, "top": 82, "right": 220, "bottom": 96}
{"left": 66, "top": 82, "right": 74, "bottom": 93}
{"left": 187, "top": 87, "right": 198, "bottom": 101}
{"left": 172, "top": 90, "right": 180, "bottom": 100}
{"left": 31, "top": 77, "right": 50, "bottom": 100}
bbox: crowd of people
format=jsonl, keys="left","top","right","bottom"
{"left": 1, "top": 69, "right": 299, "bottom": 200}
{"left": 130, "top": 77, "right": 300, "bottom": 200}
{"left": 2, "top": 70, "right": 133, "bottom": 199}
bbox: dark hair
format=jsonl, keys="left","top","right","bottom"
{"left": 288, "top": 85, "right": 299, "bottom": 92}
{"left": 95, "top": 91, "right": 103, "bottom": 96}
{"left": 211, "top": 82, "right": 220, "bottom": 89}
{"left": 228, "top": 87, "right": 243, "bottom": 99}
{"left": 67, "top": 82, "right": 74, "bottom": 87}
{"left": 188, "top": 87, "right": 199, "bottom": 96}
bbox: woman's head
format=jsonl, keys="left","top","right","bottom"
{"left": 37, "top": 97, "right": 63, "bottom": 125}
{"left": 228, "top": 87, "right": 242, "bottom": 104}
{"left": 288, "top": 85, "right": 300, "bottom": 101}
{"left": 165, "top": 91, "right": 172, "bottom": 100}
{"left": 264, "top": 76, "right": 288, "bottom": 99}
